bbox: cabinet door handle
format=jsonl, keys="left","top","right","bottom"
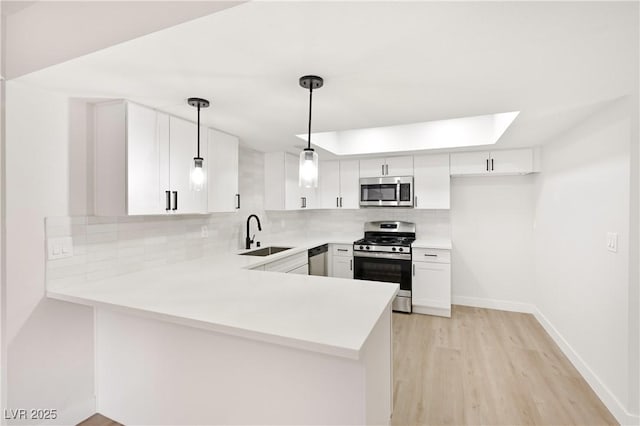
{"left": 385, "top": 164, "right": 389, "bottom": 175}
{"left": 486, "top": 159, "right": 489, "bottom": 171}
{"left": 235, "top": 194, "right": 241, "bottom": 209}
{"left": 424, "top": 254, "right": 438, "bottom": 257}
{"left": 491, "top": 158, "right": 494, "bottom": 171}
{"left": 172, "top": 191, "right": 178, "bottom": 211}
{"left": 336, "top": 197, "right": 339, "bottom": 208}
{"left": 165, "top": 191, "right": 171, "bottom": 211}
{"left": 350, "top": 259, "right": 353, "bottom": 271}
{"left": 337, "top": 248, "right": 348, "bottom": 252}
{"left": 412, "top": 263, "right": 415, "bottom": 276}
{"left": 381, "top": 164, "right": 385, "bottom": 175}
{"left": 339, "top": 197, "right": 343, "bottom": 207}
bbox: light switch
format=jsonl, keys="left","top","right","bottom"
{"left": 607, "top": 232, "right": 618, "bottom": 253}
{"left": 47, "top": 237, "right": 73, "bottom": 260}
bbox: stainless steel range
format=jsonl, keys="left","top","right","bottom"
{"left": 353, "top": 221, "right": 416, "bottom": 313}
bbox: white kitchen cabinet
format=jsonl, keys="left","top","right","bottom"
{"left": 288, "top": 264, "right": 310, "bottom": 275}
{"left": 317, "top": 160, "right": 360, "bottom": 209}
{"left": 339, "top": 160, "right": 360, "bottom": 209}
{"left": 330, "top": 244, "right": 353, "bottom": 279}
{"left": 317, "top": 161, "right": 340, "bottom": 208}
{"left": 386, "top": 156, "right": 414, "bottom": 176}
{"left": 359, "top": 156, "right": 413, "bottom": 178}
{"left": 207, "top": 129, "right": 240, "bottom": 212}
{"left": 265, "top": 152, "right": 316, "bottom": 210}
{"left": 450, "top": 149, "right": 534, "bottom": 176}
{"left": 412, "top": 248, "right": 451, "bottom": 317}
{"left": 490, "top": 149, "right": 534, "bottom": 174}
{"left": 413, "top": 154, "right": 450, "bottom": 209}
{"left": 94, "top": 101, "right": 207, "bottom": 216}
{"left": 332, "top": 256, "right": 353, "bottom": 279}
{"left": 263, "top": 252, "right": 309, "bottom": 273}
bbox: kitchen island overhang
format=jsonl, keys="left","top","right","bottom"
{"left": 47, "top": 245, "right": 398, "bottom": 425}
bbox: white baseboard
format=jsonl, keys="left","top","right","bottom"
{"left": 533, "top": 309, "right": 639, "bottom": 426}
{"left": 413, "top": 305, "right": 451, "bottom": 318}
{"left": 452, "top": 295, "right": 536, "bottom": 314}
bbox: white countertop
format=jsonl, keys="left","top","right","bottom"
{"left": 48, "top": 237, "right": 396, "bottom": 360}
{"left": 412, "top": 238, "right": 453, "bottom": 250}
{"left": 48, "top": 236, "right": 452, "bottom": 360}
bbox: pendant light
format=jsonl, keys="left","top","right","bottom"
{"left": 188, "top": 97, "right": 210, "bottom": 192}
{"left": 298, "top": 75, "right": 323, "bottom": 188}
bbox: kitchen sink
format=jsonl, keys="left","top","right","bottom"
{"left": 240, "top": 246, "right": 292, "bottom": 257}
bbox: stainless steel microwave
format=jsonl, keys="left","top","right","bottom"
{"left": 359, "top": 176, "right": 414, "bottom": 207}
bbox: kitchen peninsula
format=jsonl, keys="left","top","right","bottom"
{"left": 47, "top": 241, "right": 398, "bottom": 425}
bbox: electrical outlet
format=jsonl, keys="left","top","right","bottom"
{"left": 201, "top": 225, "right": 209, "bottom": 238}
{"left": 607, "top": 232, "right": 618, "bottom": 253}
{"left": 47, "top": 237, "right": 73, "bottom": 260}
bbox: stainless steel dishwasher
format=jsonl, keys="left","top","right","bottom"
{"left": 308, "top": 244, "right": 328, "bottom": 276}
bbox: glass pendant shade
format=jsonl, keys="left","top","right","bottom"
{"left": 299, "top": 149, "right": 318, "bottom": 188}
{"left": 190, "top": 157, "right": 205, "bottom": 192}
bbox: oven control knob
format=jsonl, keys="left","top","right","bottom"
{"left": 392, "top": 247, "right": 397, "bottom": 252}
{"left": 399, "top": 247, "right": 404, "bottom": 252}
{"left": 359, "top": 245, "right": 364, "bottom": 250}
{"left": 366, "top": 246, "right": 370, "bottom": 250}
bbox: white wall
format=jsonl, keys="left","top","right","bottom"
{"left": 1, "top": 7, "right": 7, "bottom": 420}
{"left": 5, "top": 81, "right": 94, "bottom": 424}
{"left": 631, "top": 89, "right": 640, "bottom": 417}
{"left": 299, "top": 209, "right": 450, "bottom": 242}
{"left": 534, "top": 97, "right": 634, "bottom": 422}
{"left": 3, "top": 2, "right": 242, "bottom": 79}
{"left": 449, "top": 175, "right": 535, "bottom": 312}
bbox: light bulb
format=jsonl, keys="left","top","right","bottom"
{"left": 190, "top": 158, "right": 205, "bottom": 191}
{"left": 299, "top": 149, "right": 318, "bottom": 188}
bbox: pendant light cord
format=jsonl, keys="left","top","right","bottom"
{"left": 197, "top": 105, "right": 201, "bottom": 158}
{"left": 307, "top": 86, "right": 313, "bottom": 150}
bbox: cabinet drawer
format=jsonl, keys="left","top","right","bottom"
{"left": 332, "top": 244, "right": 353, "bottom": 257}
{"left": 264, "top": 252, "right": 308, "bottom": 273}
{"left": 412, "top": 248, "right": 451, "bottom": 264}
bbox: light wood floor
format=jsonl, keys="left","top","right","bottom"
{"left": 392, "top": 305, "right": 618, "bottom": 426}
{"left": 77, "top": 413, "right": 121, "bottom": 426}
{"left": 78, "top": 305, "right": 617, "bottom": 426}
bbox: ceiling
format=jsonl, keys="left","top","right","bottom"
{"left": 15, "top": 1, "right": 639, "bottom": 157}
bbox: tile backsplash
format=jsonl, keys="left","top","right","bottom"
{"left": 46, "top": 147, "right": 450, "bottom": 290}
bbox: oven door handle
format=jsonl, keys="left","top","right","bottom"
{"left": 353, "top": 251, "right": 411, "bottom": 261}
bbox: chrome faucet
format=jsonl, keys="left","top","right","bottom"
{"left": 245, "top": 214, "right": 262, "bottom": 249}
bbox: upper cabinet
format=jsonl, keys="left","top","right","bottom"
{"left": 450, "top": 148, "right": 535, "bottom": 176}
{"left": 317, "top": 159, "right": 359, "bottom": 209}
{"left": 359, "top": 156, "right": 413, "bottom": 178}
{"left": 264, "top": 152, "right": 316, "bottom": 211}
{"left": 413, "top": 154, "right": 450, "bottom": 209}
{"left": 207, "top": 129, "right": 240, "bottom": 212}
{"left": 94, "top": 100, "right": 239, "bottom": 216}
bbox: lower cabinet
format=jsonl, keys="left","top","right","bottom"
{"left": 412, "top": 248, "right": 451, "bottom": 317}
{"left": 330, "top": 244, "right": 353, "bottom": 279}
{"left": 288, "top": 264, "right": 310, "bottom": 275}
{"left": 263, "top": 252, "right": 309, "bottom": 274}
